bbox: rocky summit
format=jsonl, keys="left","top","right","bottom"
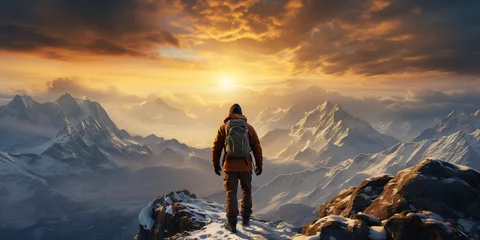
{"left": 134, "top": 190, "right": 298, "bottom": 240}
{"left": 296, "top": 159, "right": 480, "bottom": 240}
{"left": 134, "top": 159, "right": 479, "bottom": 240}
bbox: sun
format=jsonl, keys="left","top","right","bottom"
{"left": 219, "top": 75, "right": 235, "bottom": 90}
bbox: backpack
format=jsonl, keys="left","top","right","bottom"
{"left": 224, "top": 119, "right": 251, "bottom": 159}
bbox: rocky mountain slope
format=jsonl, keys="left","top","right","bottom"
{"left": 135, "top": 159, "right": 479, "bottom": 240}
{"left": 414, "top": 109, "right": 480, "bottom": 142}
{"left": 134, "top": 191, "right": 298, "bottom": 240}
{"left": 253, "top": 129, "right": 480, "bottom": 223}
{"left": 261, "top": 101, "right": 398, "bottom": 167}
{"left": 295, "top": 159, "right": 480, "bottom": 240}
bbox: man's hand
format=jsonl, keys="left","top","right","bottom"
{"left": 214, "top": 165, "right": 222, "bottom": 176}
{"left": 255, "top": 166, "right": 262, "bottom": 176}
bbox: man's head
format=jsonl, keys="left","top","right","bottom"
{"left": 229, "top": 103, "right": 242, "bottom": 115}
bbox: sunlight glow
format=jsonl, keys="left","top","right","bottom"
{"left": 219, "top": 75, "right": 235, "bottom": 90}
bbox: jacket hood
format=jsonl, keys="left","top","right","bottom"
{"left": 224, "top": 113, "right": 247, "bottom": 123}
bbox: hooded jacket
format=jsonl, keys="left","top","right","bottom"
{"left": 212, "top": 113, "right": 263, "bottom": 172}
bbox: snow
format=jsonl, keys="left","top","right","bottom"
{"left": 144, "top": 192, "right": 299, "bottom": 240}
{"left": 254, "top": 128, "right": 480, "bottom": 221}
{"left": 138, "top": 202, "right": 155, "bottom": 231}
{"left": 292, "top": 233, "right": 321, "bottom": 240}
{"left": 442, "top": 177, "right": 470, "bottom": 187}
{"left": 260, "top": 101, "right": 398, "bottom": 165}
{"left": 406, "top": 211, "right": 451, "bottom": 232}
{"left": 458, "top": 218, "right": 475, "bottom": 232}
{"left": 166, "top": 205, "right": 173, "bottom": 214}
{"left": 312, "top": 215, "right": 358, "bottom": 229}
{"left": 357, "top": 212, "right": 381, "bottom": 225}
{"left": 369, "top": 226, "right": 387, "bottom": 240}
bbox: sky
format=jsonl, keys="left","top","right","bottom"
{"left": 1, "top": 0, "right": 480, "bottom": 146}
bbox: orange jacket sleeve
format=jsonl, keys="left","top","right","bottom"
{"left": 212, "top": 124, "right": 225, "bottom": 167}
{"left": 248, "top": 125, "right": 263, "bottom": 168}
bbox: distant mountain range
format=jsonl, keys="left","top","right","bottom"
{"left": 1, "top": 92, "right": 480, "bottom": 239}
{"left": 261, "top": 101, "right": 399, "bottom": 167}
{"left": 413, "top": 109, "right": 480, "bottom": 142}
{"left": 253, "top": 128, "right": 480, "bottom": 223}
{"left": 0, "top": 93, "right": 222, "bottom": 240}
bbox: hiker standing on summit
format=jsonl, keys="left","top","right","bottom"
{"left": 212, "top": 103, "right": 263, "bottom": 233}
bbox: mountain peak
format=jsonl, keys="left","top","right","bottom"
{"left": 446, "top": 109, "right": 467, "bottom": 118}
{"left": 8, "top": 94, "right": 36, "bottom": 109}
{"left": 474, "top": 110, "right": 480, "bottom": 117}
{"left": 56, "top": 92, "right": 78, "bottom": 104}
{"left": 319, "top": 101, "right": 335, "bottom": 111}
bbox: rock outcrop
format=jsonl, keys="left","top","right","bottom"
{"left": 296, "top": 159, "right": 480, "bottom": 240}
{"left": 134, "top": 190, "right": 299, "bottom": 240}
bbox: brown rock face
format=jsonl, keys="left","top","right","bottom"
{"left": 364, "top": 159, "right": 480, "bottom": 222}
{"left": 318, "top": 174, "right": 393, "bottom": 218}
{"left": 296, "top": 159, "right": 480, "bottom": 240}
{"left": 383, "top": 211, "right": 464, "bottom": 240}
{"left": 302, "top": 216, "right": 370, "bottom": 240}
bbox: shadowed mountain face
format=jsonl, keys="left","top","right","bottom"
{"left": 0, "top": 95, "right": 67, "bottom": 150}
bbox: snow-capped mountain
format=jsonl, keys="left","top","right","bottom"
{"left": 253, "top": 105, "right": 311, "bottom": 136}
{"left": 373, "top": 118, "right": 438, "bottom": 142}
{"left": 129, "top": 97, "right": 195, "bottom": 125}
{"left": 253, "top": 129, "right": 480, "bottom": 222}
{"left": 1, "top": 93, "right": 155, "bottom": 173}
{"left": 413, "top": 109, "right": 480, "bottom": 142}
{"left": 261, "top": 101, "right": 399, "bottom": 167}
{"left": 132, "top": 134, "right": 165, "bottom": 148}
{"left": 56, "top": 92, "right": 129, "bottom": 138}
{"left": 0, "top": 95, "right": 67, "bottom": 150}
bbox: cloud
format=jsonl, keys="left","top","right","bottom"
{"left": 0, "top": 0, "right": 181, "bottom": 59}
{"left": 46, "top": 77, "right": 144, "bottom": 103}
{"left": 2, "top": 0, "right": 480, "bottom": 77}
{"left": 180, "top": 0, "right": 480, "bottom": 76}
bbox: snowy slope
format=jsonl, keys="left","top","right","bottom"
{"left": 261, "top": 101, "right": 399, "bottom": 167}
{"left": 135, "top": 191, "right": 299, "bottom": 240}
{"left": 253, "top": 129, "right": 480, "bottom": 221}
{"left": 413, "top": 109, "right": 480, "bottom": 142}
{"left": 56, "top": 92, "right": 129, "bottom": 138}
{"left": 253, "top": 105, "right": 309, "bottom": 137}
{"left": 373, "top": 118, "right": 437, "bottom": 142}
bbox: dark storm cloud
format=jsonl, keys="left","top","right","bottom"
{"left": 290, "top": 0, "right": 480, "bottom": 75}
{"left": 0, "top": 0, "right": 180, "bottom": 58}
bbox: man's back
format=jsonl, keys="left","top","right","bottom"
{"left": 210, "top": 103, "right": 263, "bottom": 233}
{"left": 211, "top": 112, "right": 262, "bottom": 172}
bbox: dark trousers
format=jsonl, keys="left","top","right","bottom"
{"left": 223, "top": 171, "right": 252, "bottom": 218}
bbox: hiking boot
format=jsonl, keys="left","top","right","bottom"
{"left": 242, "top": 216, "right": 250, "bottom": 226}
{"left": 224, "top": 221, "right": 237, "bottom": 233}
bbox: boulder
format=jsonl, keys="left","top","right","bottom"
{"left": 318, "top": 174, "right": 393, "bottom": 218}
{"left": 300, "top": 215, "right": 370, "bottom": 240}
{"left": 297, "top": 159, "right": 480, "bottom": 240}
{"left": 383, "top": 211, "right": 466, "bottom": 240}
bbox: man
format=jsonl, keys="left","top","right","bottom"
{"left": 212, "top": 103, "right": 263, "bottom": 233}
